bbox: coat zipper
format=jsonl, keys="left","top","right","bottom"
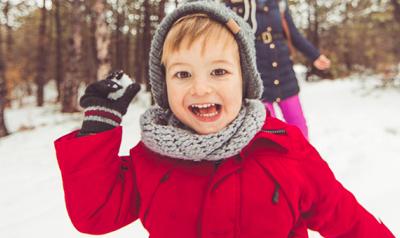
{"left": 262, "top": 129, "right": 287, "bottom": 135}
{"left": 197, "top": 161, "right": 221, "bottom": 238}
{"left": 254, "top": 159, "right": 297, "bottom": 227}
{"left": 235, "top": 156, "right": 243, "bottom": 238}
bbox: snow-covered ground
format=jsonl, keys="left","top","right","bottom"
{"left": 0, "top": 70, "right": 399, "bottom": 237}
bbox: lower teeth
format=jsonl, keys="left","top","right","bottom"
{"left": 198, "top": 112, "right": 218, "bottom": 117}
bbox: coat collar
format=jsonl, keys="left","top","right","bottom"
{"left": 210, "top": 114, "right": 293, "bottom": 190}
{"left": 240, "top": 113, "right": 292, "bottom": 157}
{"left": 135, "top": 113, "right": 294, "bottom": 191}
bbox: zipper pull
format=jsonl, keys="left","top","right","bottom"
{"left": 160, "top": 171, "right": 170, "bottom": 183}
{"left": 214, "top": 160, "right": 223, "bottom": 170}
{"left": 272, "top": 181, "right": 280, "bottom": 204}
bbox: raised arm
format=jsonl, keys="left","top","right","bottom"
{"left": 54, "top": 127, "right": 140, "bottom": 234}
{"left": 54, "top": 70, "right": 141, "bottom": 234}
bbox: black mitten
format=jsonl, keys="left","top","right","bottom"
{"left": 78, "top": 70, "right": 141, "bottom": 136}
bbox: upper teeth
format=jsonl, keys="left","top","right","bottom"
{"left": 191, "top": 103, "right": 216, "bottom": 109}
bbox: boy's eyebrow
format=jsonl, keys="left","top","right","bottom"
{"left": 167, "top": 62, "right": 190, "bottom": 71}
{"left": 167, "top": 59, "right": 235, "bottom": 71}
{"left": 210, "top": 59, "right": 235, "bottom": 66}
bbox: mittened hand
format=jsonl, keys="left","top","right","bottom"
{"left": 78, "top": 70, "right": 141, "bottom": 136}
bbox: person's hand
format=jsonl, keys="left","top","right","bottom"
{"left": 78, "top": 70, "right": 141, "bottom": 136}
{"left": 313, "top": 54, "right": 331, "bottom": 70}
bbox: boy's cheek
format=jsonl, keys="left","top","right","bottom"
{"left": 223, "top": 81, "right": 243, "bottom": 97}
{"left": 166, "top": 80, "right": 180, "bottom": 98}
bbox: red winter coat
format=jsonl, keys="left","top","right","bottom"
{"left": 54, "top": 116, "right": 394, "bottom": 238}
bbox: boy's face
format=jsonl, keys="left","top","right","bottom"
{"left": 165, "top": 37, "right": 243, "bottom": 135}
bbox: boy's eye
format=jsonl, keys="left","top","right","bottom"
{"left": 211, "top": 69, "right": 228, "bottom": 76}
{"left": 175, "top": 71, "right": 191, "bottom": 79}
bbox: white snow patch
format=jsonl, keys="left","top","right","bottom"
{"left": 108, "top": 73, "right": 135, "bottom": 101}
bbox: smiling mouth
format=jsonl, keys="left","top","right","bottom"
{"left": 189, "top": 103, "right": 222, "bottom": 119}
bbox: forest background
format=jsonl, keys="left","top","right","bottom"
{"left": 0, "top": 0, "right": 399, "bottom": 137}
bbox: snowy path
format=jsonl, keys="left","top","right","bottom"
{"left": 0, "top": 76, "right": 399, "bottom": 237}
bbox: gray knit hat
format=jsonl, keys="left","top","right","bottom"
{"left": 149, "top": 0, "right": 263, "bottom": 109}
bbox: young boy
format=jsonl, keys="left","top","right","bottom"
{"left": 54, "top": 1, "right": 394, "bottom": 237}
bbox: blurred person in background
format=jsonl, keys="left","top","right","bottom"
{"left": 224, "top": 0, "right": 331, "bottom": 140}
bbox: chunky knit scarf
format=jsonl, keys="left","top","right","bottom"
{"left": 140, "top": 99, "right": 266, "bottom": 161}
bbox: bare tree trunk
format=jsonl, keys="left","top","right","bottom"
{"left": 87, "top": 3, "right": 98, "bottom": 83}
{"left": 158, "top": 0, "right": 166, "bottom": 20}
{"left": 0, "top": 13, "right": 9, "bottom": 137}
{"left": 134, "top": 14, "right": 143, "bottom": 84}
{"left": 124, "top": 23, "right": 131, "bottom": 75}
{"left": 142, "top": 0, "right": 151, "bottom": 91}
{"left": 0, "top": 92, "right": 7, "bottom": 137}
{"left": 61, "top": 0, "right": 82, "bottom": 113}
{"left": 93, "top": 0, "right": 111, "bottom": 80}
{"left": 2, "top": 1, "right": 12, "bottom": 107}
{"left": 3, "top": 1, "right": 12, "bottom": 57}
{"left": 35, "top": 0, "right": 48, "bottom": 107}
{"left": 0, "top": 101, "right": 7, "bottom": 137}
{"left": 343, "top": 2, "right": 352, "bottom": 72}
{"left": 54, "top": 0, "right": 63, "bottom": 101}
{"left": 305, "top": 0, "right": 317, "bottom": 80}
{"left": 305, "top": 0, "right": 319, "bottom": 47}
{"left": 312, "top": 0, "right": 319, "bottom": 48}
{"left": 115, "top": 0, "right": 124, "bottom": 70}
{"left": 391, "top": 0, "right": 400, "bottom": 23}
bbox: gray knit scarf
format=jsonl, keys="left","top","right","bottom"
{"left": 140, "top": 99, "right": 266, "bottom": 161}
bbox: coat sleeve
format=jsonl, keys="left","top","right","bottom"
{"left": 294, "top": 130, "right": 395, "bottom": 237}
{"left": 283, "top": 1, "right": 321, "bottom": 62}
{"left": 54, "top": 126, "right": 140, "bottom": 235}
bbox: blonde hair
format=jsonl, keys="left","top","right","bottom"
{"left": 161, "top": 13, "right": 238, "bottom": 65}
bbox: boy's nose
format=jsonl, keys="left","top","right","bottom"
{"left": 190, "top": 79, "right": 212, "bottom": 96}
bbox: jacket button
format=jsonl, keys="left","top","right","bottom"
{"left": 160, "top": 172, "right": 170, "bottom": 183}
{"left": 272, "top": 62, "right": 278, "bottom": 67}
{"left": 270, "top": 43, "right": 276, "bottom": 49}
{"left": 274, "top": 79, "right": 280, "bottom": 85}
{"left": 267, "top": 26, "right": 272, "bottom": 32}
{"left": 275, "top": 97, "right": 281, "bottom": 103}
{"left": 238, "top": 7, "right": 243, "bottom": 13}
{"left": 263, "top": 6, "right": 269, "bottom": 12}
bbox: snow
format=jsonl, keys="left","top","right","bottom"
{"left": 108, "top": 73, "right": 135, "bottom": 101}
{"left": 0, "top": 69, "right": 399, "bottom": 237}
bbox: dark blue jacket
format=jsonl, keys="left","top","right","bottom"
{"left": 224, "top": 0, "right": 320, "bottom": 102}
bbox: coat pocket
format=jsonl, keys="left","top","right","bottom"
{"left": 253, "top": 157, "right": 300, "bottom": 227}
{"left": 142, "top": 170, "right": 171, "bottom": 229}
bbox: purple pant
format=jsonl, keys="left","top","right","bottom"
{"left": 263, "top": 94, "right": 309, "bottom": 140}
